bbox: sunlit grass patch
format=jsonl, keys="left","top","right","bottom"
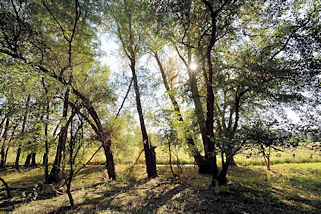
{"left": 1, "top": 162, "right": 321, "bottom": 214}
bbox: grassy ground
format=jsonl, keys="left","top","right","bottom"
{"left": 1, "top": 162, "right": 320, "bottom": 214}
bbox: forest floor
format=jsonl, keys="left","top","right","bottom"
{"left": 0, "top": 163, "right": 321, "bottom": 214}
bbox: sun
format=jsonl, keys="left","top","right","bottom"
{"left": 189, "top": 63, "right": 198, "bottom": 71}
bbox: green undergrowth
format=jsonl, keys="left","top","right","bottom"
{"left": 0, "top": 162, "right": 320, "bottom": 214}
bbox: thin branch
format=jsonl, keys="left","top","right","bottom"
{"left": 67, "top": 101, "right": 98, "bottom": 135}
{"left": 73, "top": 145, "right": 103, "bottom": 176}
{"left": 115, "top": 77, "right": 133, "bottom": 119}
{"left": 42, "top": 0, "right": 69, "bottom": 42}
{"left": 175, "top": 45, "right": 188, "bottom": 68}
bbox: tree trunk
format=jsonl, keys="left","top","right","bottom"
{"left": 0, "top": 145, "right": 5, "bottom": 168}
{"left": 43, "top": 153, "right": 48, "bottom": 165}
{"left": 154, "top": 52, "right": 206, "bottom": 171}
{"left": 150, "top": 146, "right": 157, "bottom": 176}
{"left": 0, "top": 118, "right": 10, "bottom": 168}
{"left": 130, "top": 58, "right": 157, "bottom": 178}
{"left": 176, "top": 48, "right": 215, "bottom": 174}
{"left": 212, "top": 155, "right": 231, "bottom": 186}
{"left": 229, "top": 156, "right": 237, "bottom": 167}
{"left": 267, "top": 155, "right": 271, "bottom": 171}
{"left": 31, "top": 153, "right": 37, "bottom": 168}
{"left": 168, "top": 138, "right": 177, "bottom": 177}
{"left": 4, "top": 124, "right": 17, "bottom": 167}
{"left": 48, "top": 89, "right": 70, "bottom": 183}
{"left": 4, "top": 146, "right": 9, "bottom": 167}
{"left": 267, "top": 145, "right": 271, "bottom": 171}
{"left": 68, "top": 96, "right": 117, "bottom": 181}
{"left": 101, "top": 136, "right": 116, "bottom": 180}
{"left": 24, "top": 153, "right": 32, "bottom": 167}
{"left": 0, "top": 177, "right": 11, "bottom": 198}
{"left": 66, "top": 115, "right": 75, "bottom": 209}
{"left": 198, "top": 5, "right": 220, "bottom": 177}
{"left": 15, "top": 95, "right": 30, "bottom": 170}
{"left": 15, "top": 147, "right": 22, "bottom": 169}
{"left": 66, "top": 185, "right": 74, "bottom": 208}
{"left": 42, "top": 78, "right": 50, "bottom": 183}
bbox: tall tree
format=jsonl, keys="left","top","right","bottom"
{"left": 151, "top": 49, "right": 206, "bottom": 171}
{"left": 105, "top": 0, "right": 157, "bottom": 178}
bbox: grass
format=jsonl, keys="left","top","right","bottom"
{"left": 1, "top": 145, "right": 321, "bottom": 213}
{"left": 1, "top": 162, "right": 321, "bottom": 214}
{"left": 235, "top": 147, "right": 321, "bottom": 166}
{"left": 4, "top": 144, "right": 321, "bottom": 167}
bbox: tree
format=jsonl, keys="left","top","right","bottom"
{"left": 149, "top": 0, "right": 319, "bottom": 185}
{"left": 241, "top": 120, "right": 291, "bottom": 170}
{"left": 0, "top": 0, "right": 117, "bottom": 180}
{"left": 105, "top": 0, "right": 158, "bottom": 178}
{"left": 150, "top": 45, "right": 207, "bottom": 172}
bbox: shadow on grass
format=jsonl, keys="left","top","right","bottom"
{"left": 287, "top": 176, "right": 321, "bottom": 196}
{"left": 66, "top": 177, "right": 151, "bottom": 213}
{"left": 132, "top": 184, "right": 187, "bottom": 214}
{"left": 227, "top": 167, "right": 321, "bottom": 214}
{"left": 0, "top": 167, "right": 58, "bottom": 212}
{"left": 2, "top": 165, "right": 321, "bottom": 214}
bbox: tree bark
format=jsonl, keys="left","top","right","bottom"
{"left": 4, "top": 123, "right": 17, "bottom": 167}
{"left": 168, "top": 137, "right": 177, "bottom": 177}
{"left": 48, "top": 89, "right": 70, "bottom": 183}
{"left": 229, "top": 156, "right": 237, "bottom": 167}
{"left": 42, "top": 78, "right": 50, "bottom": 183}
{"left": 66, "top": 114, "right": 75, "bottom": 208}
{"left": 101, "top": 135, "right": 116, "bottom": 180}
{"left": 212, "top": 155, "right": 231, "bottom": 186}
{"left": 267, "top": 145, "right": 271, "bottom": 171}
{"left": 0, "top": 177, "right": 11, "bottom": 198}
{"left": 24, "top": 153, "right": 32, "bottom": 167}
{"left": 130, "top": 58, "right": 157, "bottom": 178}
{"left": 0, "top": 118, "right": 10, "bottom": 168}
{"left": 43, "top": 152, "right": 48, "bottom": 165}
{"left": 15, "top": 94, "right": 30, "bottom": 169}
{"left": 31, "top": 153, "right": 37, "bottom": 168}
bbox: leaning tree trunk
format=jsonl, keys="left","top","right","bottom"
{"left": 100, "top": 132, "right": 116, "bottom": 180}
{"left": 130, "top": 59, "right": 157, "bottom": 178}
{"left": 0, "top": 177, "right": 11, "bottom": 198}
{"left": 4, "top": 124, "right": 17, "bottom": 167}
{"left": 24, "top": 153, "right": 32, "bottom": 167}
{"left": 49, "top": 110, "right": 75, "bottom": 183}
{"left": 48, "top": 89, "right": 70, "bottom": 183}
{"left": 154, "top": 52, "right": 206, "bottom": 172}
{"left": 188, "top": 72, "right": 214, "bottom": 174}
{"left": 68, "top": 91, "right": 117, "bottom": 180}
